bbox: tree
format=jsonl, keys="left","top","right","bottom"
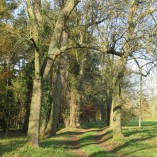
{"left": 26, "top": 0, "right": 80, "bottom": 146}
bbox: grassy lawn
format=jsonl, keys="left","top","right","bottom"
{"left": 80, "top": 121, "right": 106, "bottom": 129}
{"left": 123, "top": 120, "right": 157, "bottom": 127}
{"left": 79, "top": 120, "right": 157, "bottom": 157}
{"left": 0, "top": 120, "right": 157, "bottom": 157}
{"left": 0, "top": 131, "right": 78, "bottom": 157}
{"left": 113, "top": 120, "right": 157, "bottom": 157}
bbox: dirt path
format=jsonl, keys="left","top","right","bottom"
{"left": 94, "top": 129, "right": 129, "bottom": 157}
{"left": 59, "top": 128, "right": 88, "bottom": 157}
{"left": 58, "top": 127, "right": 128, "bottom": 157}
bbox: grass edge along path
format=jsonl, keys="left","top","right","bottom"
{"left": 79, "top": 130, "right": 116, "bottom": 157}
{"left": 0, "top": 131, "right": 80, "bottom": 157}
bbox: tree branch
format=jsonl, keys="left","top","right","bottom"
{"left": 60, "top": 44, "right": 123, "bottom": 57}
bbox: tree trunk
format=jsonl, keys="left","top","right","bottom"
{"left": 22, "top": 103, "right": 30, "bottom": 133}
{"left": 69, "top": 89, "right": 80, "bottom": 128}
{"left": 110, "top": 100, "right": 113, "bottom": 128}
{"left": 45, "top": 101, "right": 54, "bottom": 136}
{"left": 106, "top": 90, "right": 112, "bottom": 126}
{"left": 112, "top": 87, "right": 123, "bottom": 139}
{"left": 27, "top": 77, "right": 42, "bottom": 147}
{"left": 45, "top": 68, "right": 63, "bottom": 136}
{"left": 26, "top": 0, "right": 42, "bottom": 147}
{"left": 45, "top": 30, "right": 68, "bottom": 136}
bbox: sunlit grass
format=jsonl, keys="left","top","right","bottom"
{"left": 0, "top": 131, "right": 78, "bottom": 157}
{"left": 123, "top": 120, "right": 157, "bottom": 127}
{"left": 114, "top": 120, "right": 157, "bottom": 157}
{"left": 1, "top": 120, "right": 157, "bottom": 157}
{"left": 80, "top": 131, "right": 116, "bottom": 157}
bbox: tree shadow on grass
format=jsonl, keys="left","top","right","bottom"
{"left": 80, "top": 121, "right": 106, "bottom": 129}
{"left": 41, "top": 128, "right": 112, "bottom": 151}
{"left": 41, "top": 139, "right": 70, "bottom": 148}
{"left": 122, "top": 145, "right": 157, "bottom": 157}
{"left": 0, "top": 138, "right": 25, "bottom": 156}
{"left": 0, "top": 130, "right": 26, "bottom": 139}
{"left": 41, "top": 130, "right": 84, "bottom": 149}
{"left": 89, "top": 151, "right": 116, "bottom": 157}
{"left": 57, "top": 131, "right": 83, "bottom": 136}
{"left": 78, "top": 130, "right": 112, "bottom": 149}
{"left": 123, "top": 126, "right": 157, "bottom": 137}
{"left": 111, "top": 134, "right": 156, "bottom": 156}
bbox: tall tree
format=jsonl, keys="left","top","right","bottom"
{"left": 26, "top": 0, "right": 42, "bottom": 147}
{"left": 26, "top": 0, "right": 80, "bottom": 146}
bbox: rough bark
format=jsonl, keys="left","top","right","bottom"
{"left": 26, "top": 0, "right": 42, "bottom": 147}
{"left": 68, "top": 89, "right": 80, "bottom": 128}
{"left": 112, "top": 89, "right": 123, "bottom": 139}
{"left": 51, "top": 70, "right": 63, "bottom": 135}
{"left": 111, "top": 0, "right": 139, "bottom": 138}
{"left": 27, "top": 77, "right": 42, "bottom": 146}
{"left": 45, "top": 99, "right": 54, "bottom": 136}
{"left": 45, "top": 66, "right": 64, "bottom": 136}
{"left": 45, "top": 31, "right": 68, "bottom": 136}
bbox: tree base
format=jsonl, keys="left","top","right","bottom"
{"left": 113, "top": 132, "right": 124, "bottom": 140}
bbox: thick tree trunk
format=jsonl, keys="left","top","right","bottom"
{"left": 45, "top": 101, "right": 54, "bottom": 136}
{"left": 46, "top": 68, "right": 63, "bottom": 136}
{"left": 45, "top": 30, "right": 68, "bottom": 136}
{"left": 27, "top": 42, "right": 42, "bottom": 147}
{"left": 112, "top": 88, "right": 123, "bottom": 139}
{"left": 45, "top": 73, "right": 63, "bottom": 136}
{"left": 27, "top": 77, "right": 42, "bottom": 147}
{"left": 26, "top": 0, "right": 42, "bottom": 147}
{"left": 69, "top": 89, "right": 80, "bottom": 128}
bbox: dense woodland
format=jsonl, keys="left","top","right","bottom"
{"left": 1, "top": 0, "right": 157, "bottom": 150}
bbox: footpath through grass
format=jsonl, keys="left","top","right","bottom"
{"left": 80, "top": 131, "right": 116, "bottom": 157}
{"left": 94, "top": 120, "right": 157, "bottom": 157}
{"left": 0, "top": 120, "right": 157, "bottom": 157}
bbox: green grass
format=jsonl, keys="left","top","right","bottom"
{"left": 79, "top": 131, "right": 116, "bottom": 157}
{"left": 1, "top": 120, "right": 157, "bottom": 157}
{"left": 113, "top": 120, "right": 157, "bottom": 157}
{"left": 80, "top": 121, "right": 106, "bottom": 129}
{"left": 80, "top": 120, "right": 157, "bottom": 157}
{"left": 0, "top": 132, "right": 78, "bottom": 157}
{"left": 123, "top": 120, "right": 157, "bottom": 127}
